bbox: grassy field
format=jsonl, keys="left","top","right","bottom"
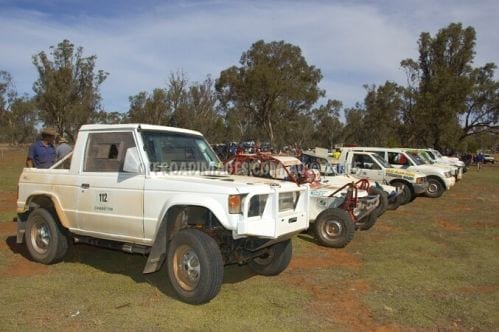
{"left": 0, "top": 149, "right": 498, "bottom": 331}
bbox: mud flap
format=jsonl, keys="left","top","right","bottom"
{"left": 16, "top": 213, "right": 27, "bottom": 244}
{"left": 143, "top": 220, "right": 168, "bottom": 274}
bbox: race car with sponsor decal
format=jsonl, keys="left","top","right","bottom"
{"left": 16, "top": 124, "right": 309, "bottom": 304}
{"left": 338, "top": 149, "right": 428, "bottom": 204}
{"left": 340, "top": 147, "right": 454, "bottom": 199}
{"left": 299, "top": 148, "right": 402, "bottom": 211}
{"left": 225, "top": 153, "right": 380, "bottom": 247}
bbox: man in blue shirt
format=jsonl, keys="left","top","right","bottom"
{"left": 26, "top": 127, "right": 57, "bottom": 168}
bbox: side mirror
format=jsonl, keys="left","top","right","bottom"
{"left": 350, "top": 167, "right": 358, "bottom": 174}
{"left": 123, "top": 147, "right": 143, "bottom": 173}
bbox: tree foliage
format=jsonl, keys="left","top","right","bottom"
{"left": 401, "top": 23, "right": 478, "bottom": 150}
{"left": 126, "top": 72, "right": 224, "bottom": 142}
{"left": 216, "top": 40, "right": 323, "bottom": 145}
{"left": 32, "top": 39, "right": 108, "bottom": 141}
{"left": 0, "top": 71, "right": 37, "bottom": 144}
{"left": 1, "top": 27, "right": 497, "bottom": 152}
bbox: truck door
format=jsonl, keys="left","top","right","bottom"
{"left": 77, "top": 131, "right": 145, "bottom": 239}
{"left": 351, "top": 153, "right": 384, "bottom": 181}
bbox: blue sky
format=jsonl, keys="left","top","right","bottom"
{"left": 1, "top": 0, "right": 498, "bottom": 113}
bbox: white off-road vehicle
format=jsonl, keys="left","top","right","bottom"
{"left": 341, "top": 147, "right": 455, "bottom": 199}
{"left": 16, "top": 124, "right": 309, "bottom": 304}
{"left": 225, "top": 153, "right": 380, "bottom": 248}
{"left": 338, "top": 149, "right": 429, "bottom": 204}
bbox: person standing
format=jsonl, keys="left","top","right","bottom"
{"left": 476, "top": 152, "right": 484, "bottom": 171}
{"left": 56, "top": 136, "right": 72, "bottom": 161}
{"left": 26, "top": 128, "right": 57, "bottom": 168}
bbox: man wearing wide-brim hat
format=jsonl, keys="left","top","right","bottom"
{"left": 56, "top": 135, "right": 72, "bottom": 162}
{"left": 26, "top": 127, "right": 57, "bottom": 168}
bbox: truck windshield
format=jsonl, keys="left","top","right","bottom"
{"left": 141, "top": 131, "right": 222, "bottom": 172}
{"left": 406, "top": 152, "right": 425, "bottom": 165}
{"left": 371, "top": 153, "right": 391, "bottom": 168}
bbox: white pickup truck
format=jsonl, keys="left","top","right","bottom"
{"left": 16, "top": 124, "right": 309, "bottom": 304}
{"left": 338, "top": 149, "right": 429, "bottom": 204}
{"left": 341, "top": 147, "right": 455, "bottom": 198}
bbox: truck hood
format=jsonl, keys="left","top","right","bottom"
{"left": 147, "top": 171, "right": 302, "bottom": 195}
{"left": 438, "top": 157, "right": 465, "bottom": 167}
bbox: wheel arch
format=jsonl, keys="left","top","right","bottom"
{"left": 389, "top": 179, "right": 415, "bottom": 196}
{"left": 21, "top": 193, "right": 69, "bottom": 229}
{"left": 143, "top": 200, "right": 227, "bottom": 274}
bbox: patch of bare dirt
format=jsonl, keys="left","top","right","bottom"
{"left": 437, "top": 219, "right": 463, "bottom": 232}
{"left": 0, "top": 220, "right": 16, "bottom": 235}
{"left": 0, "top": 192, "right": 16, "bottom": 214}
{"left": 288, "top": 247, "right": 360, "bottom": 270}
{"left": 1, "top": 256, "right": 51, "bottom": 277}
{"left": 284, "top": 248, "right": 401, "bottom": 331}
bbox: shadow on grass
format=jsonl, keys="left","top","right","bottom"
{"left": 5, "top": 234, "right": 256, "bottom": 301}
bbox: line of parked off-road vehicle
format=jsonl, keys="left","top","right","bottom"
{"left": 225, "top": 146, "right": 465, "bottom": 249}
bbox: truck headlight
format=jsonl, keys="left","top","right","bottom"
{"left": 248, "top": 194, "right": 268, "bottom": 217}
{"left": 228, "top": 195, "right": 242, "bottom": 214}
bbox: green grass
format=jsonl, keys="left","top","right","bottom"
{"left": 0, "top": 149, "right": 498, "bottom": 330}
{"left": 347, "top": 168, "right": 499, "bottom": 330}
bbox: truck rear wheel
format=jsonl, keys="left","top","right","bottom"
{"left": 386, "top": 193, "right": 404, "bottom": 210}
{"left": 356, "top": 212, "right": 377, "bottom": 231}
{"left": 425, "top": 177, "right": 445, "bottom": 198}
{"left": 167, "top": 229, "right": 224, "bottom": 304}
{"left": 313, "top": 208, "right": 355, "bottom": 248}
{"left": 248, "top": 239, "right": 292, "bottom": 276}
{"left": 369, "top": 186, "right": 388, "bottom": 217}
{"left": 391, "top": 181, "right": 413, "bottom": 205}
{"left": 25, "top": 208, "right": 69, "bottom": 264}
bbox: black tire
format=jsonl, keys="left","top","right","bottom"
{"left": 386, "top": 192, "right": 403, "bottom": 210}
{"left": 356, "top": 212, "right": 377, "bottom": 231}
{"left": 391, "top": 181, "right": 413, "bottom": 205}
{"left": 425, "top": 176, "right": 445, "bottom": 198}
{"left": 369, "top": 186, "right": 388, "bottom": 217}
{"left": 248, "top": 239, "right": 292, "bottom": 276}
{"left": 25, "top": 208, "right": 69, "bottom": 264}
{"left": 167, "top": 229, "right": 224, "bottom": 304}
{"left": 313, "top": 208, "right": 355, "bottom": 248}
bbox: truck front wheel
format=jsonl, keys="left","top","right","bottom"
{"left": 313, "top": 208, "right": 355, "bottom": 248}
{"left": 391, "top": 181, "right": 413, "bottom": 205}
{"left": 167, "top": 229, "right": 224, "bottom": 304}
{"left": 25, "top": 208, "right": 69, "bottom": 264}
{"left": 248, "top": 239, "right": 292, "bottom": 276}
{"left": 425, "top": 177, "right": 445, "bottom": 198}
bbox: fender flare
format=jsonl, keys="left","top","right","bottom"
{"left": 143, "top": 194, "right": 231, "bottom": 274}
{"left": 22, "top": 192, "right": 70, "bottom": 228}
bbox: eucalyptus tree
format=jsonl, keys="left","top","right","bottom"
{"left": 32, "top": 39, "right": 108, "bottom": 141}
{"left": 0, "top": 71, "right": 37, "bottom": 143}
{"left": 400, "top": 23, "right": 476, "bottom": 150}
{"left": 461, "top": 63, "right": 498, "bottom": 141}
{"left": 362, "top": 82, "right": 403, "bottom": 147}
{"left": 216, "top": 40, "right": 323, "bottom": 146}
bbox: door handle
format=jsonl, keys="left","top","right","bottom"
{"left": 81, "top": 183, "right": 90, "bottom": 189}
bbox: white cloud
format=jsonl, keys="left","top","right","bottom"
{"left": 1, "top": 0, "right": 498, "bottom": 112}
